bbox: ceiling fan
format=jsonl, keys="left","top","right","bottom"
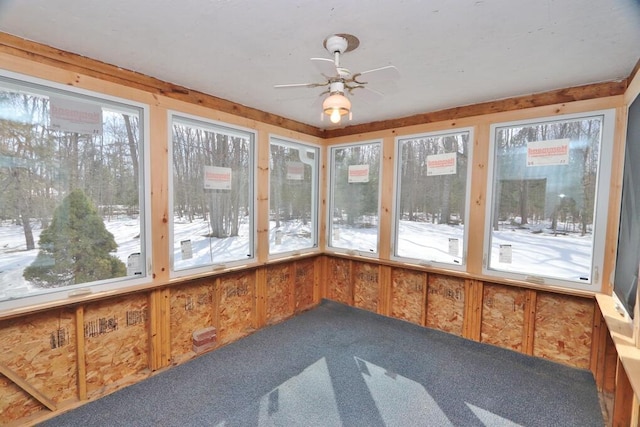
{"left": 274, "top": 33, "right": 399, "bottom": 125}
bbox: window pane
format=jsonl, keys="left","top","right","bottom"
{"left": 395, "top": 130, "right": 471, "bottom": 266}
{"left": 269, "top": 138, "right": 318, "bottom": 255}
{"left": 0, "top": 77, "right": 146, "bottom": 303}
{"left": 487, "top": 114, "right": 607, "bottom": 284}
{"left": 329, "top": 142, "right": 381, "bottom": 253}
{"left": 171, "top": 116, "right": 254, "bottom": 271}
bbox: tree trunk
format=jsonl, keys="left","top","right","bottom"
{"left": 123, "top": 114, "right": 139, "bottom": 188}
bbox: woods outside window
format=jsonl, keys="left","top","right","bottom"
{"left": 170, "top": 114, "right": 255, "bottom": 274}
{"left": 484, "top": 110, "right": 615, "bottom": 290}
{"left": 0, "top": 73, "right": 149, "bottom": 309}
{"left": 328, "top": 141, "right": 381, "bottom": 255}
{"left": 394, "top": 129, "right": 472, "bottom": 268}
{"left": 269, "top": 137, "right": 319, "bottom": 256}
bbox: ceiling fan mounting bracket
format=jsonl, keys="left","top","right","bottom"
{"left": 323, "top": 33, "right": 359, "bottom": 54}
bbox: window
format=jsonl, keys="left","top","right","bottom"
{"left": 170, "top": 114, "right": 255, "bottom": 273}
{"left": 394, "top": 129, "right": 472, "bottom": 267}
{"left": 328, "top": 141, "right": 381, "bottom": 254}
{"left": 0, "top": 73, "right": 148, "bottom": 309}
{"left": 485, "top": 110, "right": 615, "bottom": 289}
{"left": 269, "top": 137, "right": 319, "bottom": 255}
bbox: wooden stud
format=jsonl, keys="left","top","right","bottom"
{"left": 255, "top": 267, "right": 267, "bottom": 328}
{"left": 604, "top": 332, "right": 618, "bottom": 394}
{"left": 421, "top": 273, "right": 428, "bottom": 327}
{"left": 378, "top": 265, "right": 392, "bottom": 316}
{"left": 467, "top": 124, "right": 489, "bottom": 275}
{"left": 149, "top": 288, "right": 171, "bottom": 370}
{"left": 348, "top": 260, "right": 355, "bottom": 306}
{"left": 378, "top": 136, "right": 394, "bottom": 260}
{"left": 463, "top": 280, "right": 483, "bottom": 341}
{"left": 75, "top": 305, "right": 87, "bottom": 401}
{"left": 149, "top": 104, "right": 170, "bottom": 284}
{"left": 522, "top": 289, "right": 537, "bottom": 355}
{"left": 613, "top": 357, "right": 634, "bottom": 427}
{"left": 256, "top": 132, "right": 270, "bottom": 264}
{"left": 288, "top": 264, "right": 296, "bottom": 315}
{"left": 591, "top": 309, "right": 604, "bottom": 379}
{"left": 314, "top": 256, "right": 326, "bottom": 303}
{"left": 631, "top": 394, "right": 640, "bottom": 427}
{"left": 593, "top": 311, "right": 609, "bottom": 390}
{"left": 423, "top": 272, "right": 429, "bottom": 328}
{"left": 213, "top": 277, "right": 221, "bottom": 336}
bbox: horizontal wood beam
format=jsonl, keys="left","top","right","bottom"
{"left": 0, "top": 32, "right": 324, "bottom": 138}
{"left": 0, "top": 33, "right": 633, "bottom": 141}
{"left": 325, "top": 80, "right": 628, "bottom": 138}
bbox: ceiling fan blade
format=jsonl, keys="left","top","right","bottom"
{"left": 353, "top": 65, "right": 400, "bottom": 84}
{"left": 274, "top": 82, "right": 327, "bottom": 89}
{"left": 349, "top": 85, "right": 384, "bottom": 103}
{"left": 311, "top": 57, "right": 337, "bottom": 77}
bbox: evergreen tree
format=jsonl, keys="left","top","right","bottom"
{"left": 24, "top": 189, "right": 126, "bottom": 288}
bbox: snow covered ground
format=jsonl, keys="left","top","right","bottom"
{"left": 0, "top": 216, "right": 594, "bottom": 300}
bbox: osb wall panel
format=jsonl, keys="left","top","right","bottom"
{"left": 266, "top": 263, "right": 293, "bottom": 325}
{"left": 218, "top": 272, "right": 254, "bottom": 344}
{"left": 426, "top": 274, "right": 465, "bottom": 336}
{"left": 353, "top": 262, "right": 379, "bottom": 313}
{"left": 480, "top": 284, "right": 525, "bottom": 351}
{"left": 533, "top": 293, "right": 594, "bottom": 369}
{"left": 170, "top": 280, "right": 215, "bottom": 361}
{"left": 84, "top": 294, "right": 148, "bottom": 394}
{"left": 0, "top": 375, "right": 43, "bottom": 423}
{"left": 326, "top": 257, "right": 352, "bottom": 305}
{"left": 0, "top": 309, "right": 76, "bottom": 422}
{"left": 294, "top": 258, "right": 315, "bottom": 312}
{"left": 390, "top": 268, "right": 426, "bottom": 325}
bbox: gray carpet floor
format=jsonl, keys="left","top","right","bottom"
{"left": 40, "top": 299, "right": 604, "bottom": 426}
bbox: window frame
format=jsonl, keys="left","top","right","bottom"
{"left": 268, "top": 135, "right": 321, "bottom": 258}
{"left": 0, "top": 69, "right": 152, "bottom": 313}
{"left": 168, "top": 111, "right": 257, "bottom": 278}
{"left": 483, "top": 109, "right": 616, "bottom": 291}
{"left": 326, "top": 139, "right": 382, "bottom": 257}
{"left": 391, "top": 127, "right": 474, "bottom": 271}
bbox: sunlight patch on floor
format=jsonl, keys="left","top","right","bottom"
{"left": 354, "top": 356, "right": 455, "bottom": 426}
{"left": 257, "top": 357, "right": 341, "bottom": 426}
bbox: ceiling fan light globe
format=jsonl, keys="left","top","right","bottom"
{"left": 322, "top": 93, "right": 351, "bottom": 123}
{"left": 330, "top": 108, "right": 341, "bottom": 123}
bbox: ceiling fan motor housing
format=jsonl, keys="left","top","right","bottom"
{"left": 325, "top": 35, "right": 348, "bottom": 54}
{"left": 323, "top": 33, "right": 360, "bottom": 54}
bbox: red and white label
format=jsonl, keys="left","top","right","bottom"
{"left": 204, "top": 166, "right": 232, "bottom": 190}
{"left": 526, "top": 139, "right": 569, "bottom": 167}
{"left": 348, "top": 164, "right": 370, "bottom": 183}
{"left": 426, "top": 152, "right": 457, "bottom": 176}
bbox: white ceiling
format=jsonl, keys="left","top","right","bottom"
{"left": 0, "top": 0, "right": 639, "bottom": 130}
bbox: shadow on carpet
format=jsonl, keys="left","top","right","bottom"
{"left": 40, "top": 299, "right": 604, "bottom": 427}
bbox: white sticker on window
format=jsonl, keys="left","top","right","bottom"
{"left": 448, "top": 238, "right": 459, "bottom": 257}
{"left": 499, "top": 244, "right": 512, "bottom": 263}
{"left": 181, "top": 239, "right": 193, "bottom": 260}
